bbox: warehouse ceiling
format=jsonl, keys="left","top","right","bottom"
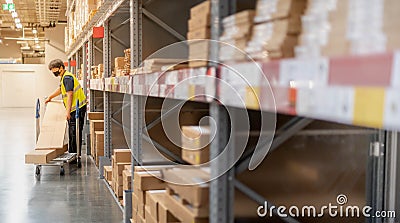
{"left": 0, "top": 0, "right": 67, "bottom": 55}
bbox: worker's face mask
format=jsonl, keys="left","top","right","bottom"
{"left": 52, "top": 67, "right": 62, "bottom": 77}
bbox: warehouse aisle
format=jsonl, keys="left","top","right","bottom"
{"left": 0, "top": 108, "right": 123, "bottom": 223}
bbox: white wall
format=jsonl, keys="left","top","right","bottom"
{"left": 0, "top": 64, "right": 61, "bottom": 108}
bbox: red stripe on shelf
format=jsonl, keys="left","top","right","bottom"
{"left": 329, "top": 53, "right": 393, "bottom": 87}
{"left": 261, "top": 60, "right": 280, "bottom": 86}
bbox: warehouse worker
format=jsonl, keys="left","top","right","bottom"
{"left": 45, "top": 59, "right": 87, "bottom": 155}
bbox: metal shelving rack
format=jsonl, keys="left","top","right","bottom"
{"left": 66, "top": 0, "right": 400, "bottom": 223}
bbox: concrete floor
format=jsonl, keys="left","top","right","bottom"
{"left": 0, "top": 108, "right": 123, "bottom": 223}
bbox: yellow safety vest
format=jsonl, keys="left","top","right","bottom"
{"left": 60, "top": 71, "right": 87, "bottom": 113}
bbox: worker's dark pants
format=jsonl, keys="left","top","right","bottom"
{"left": 68, "top": 105, "right": 87, "bottom": 154}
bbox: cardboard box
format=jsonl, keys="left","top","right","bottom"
{"left": 158, "top": 201, "right": 180, "bottom": 223}
{"left": 145, "top": 206, "right": 157, "bottom": 223}
{"left": 35, "top": 101, "right": 68, "bottom": 150}
{"left": 135, "top": 188, "right": 147, "bottom": 205}
{"left": 104, "top": 165, "right": 112, "bottom": 182}
{"left": 115, "top": 57, "right": 126, "bottom": 68}
{"left": 25, "top": 149, "right": 57, "bottom": 164}
{"left": 190, "top": 1, "right": 210, "bottom": 18}
{"left": 254, "top": 0, "right": 306, "bottom": 23}
{"left": 182, "top": 148, "right": 209, "bottom": 165}
{"left": 113, "top": 180, "right": 123, "bottom": 197}
{"left": 162, "top": 168, "right": 210, "bottom": 207}
{"left": 222, "top": 10, "right": 255, "bottom": 27}
{"left": 87, "top": 112, "right": 104, "bottom": 120}
{"left": 133, "top": 171, "right": 166, "bottom": 191}
{"left": 181, "top": 126, "right": 210, "bottom": 164}
{"left": 146, "top": 190, "right": 166, "bottom": 221}
{"left": 123, "top": 169, "right": 132, "bottom": 191}
{"left": 114, "top": 149, "right": 132, "bottom": 163}
{"left": 188, "top": 15, "right": 210, "bottom": 31}
{"left": 53, "top": 144, "right": 68, "bottom": 157}
{"left": 164, "top": 193, "right": 208, "bottom": 222}
{"left": 138, "top": 214, "right": 145, "bottom": 223}
{"left": 113, "top": 162, "right": 130, "bottom": 185}
{"left": 189, "top": 61, "right": 208, "bottom": 68}
{"left": 187, "top": 28, "right": 211, "bottom": 40}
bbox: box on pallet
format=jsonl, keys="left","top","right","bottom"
{"left": 181, "top": 126, "right": 210, "bottom": 165}
{"left": 104, "top": 166, "right": 112, "bottom": 183}
{"left": 122, "top": 169, "right": 132, "bottom": 191}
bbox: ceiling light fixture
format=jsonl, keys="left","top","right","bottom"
{"left": 11, "top": 12, "right": 18, "bottom": 18}
{"left": 15, "top": 18, "right": 20, "bottom": 24}
{"left": 16, "top": 23, "right": 22, "bottom": 29}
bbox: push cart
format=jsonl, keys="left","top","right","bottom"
{"left": 34, "top": 99, "right": 82, "bottom": 177}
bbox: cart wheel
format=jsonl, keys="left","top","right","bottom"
{"left": 35, "top": 166, "right": 41, "bottom": 176}
{"left": 77, "top": 159, "right": 82, "bottom": 168}
{"left": 60, "top": 167, "right": 65, "bottom": 176}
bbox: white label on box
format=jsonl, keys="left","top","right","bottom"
{"left": 296, "top": 87, "right": 354, "bottom": 124}
{"left": 174, "top": 82, "right": 189, "bottom": 100}
{"left": 384, "top": 89, "right": 400, "bottom": 130}
{"left": 159, "top": 85, "right": 167, "bottom": 98}
{"left": 146, "top": 73, "right": 159, "bottom": 85}
{"left": 165, "top": 71, "right": 178, "bottom": 85}
{"left": 149, "top": 85, "right": 159, "bottom": 97}
{"left": 280, "top": 58, "right": 329, "bottom": 87}
{"left": 391, "top": 51, "right": 400, "bottom": 87}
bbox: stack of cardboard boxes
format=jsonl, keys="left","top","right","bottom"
{"left": 124, "top": 49, "right": 131, "bottom": 74}
{"left": 112, "top": 149, "right": 132, "bottom": 201}
{"left": 245, "top": 0, "right": 307, "bottom": 60}
{"left": 114, "top": 48, "right": 131, "bottom": 77}
{"left": 187, "top": 1, "right": 211, "bottom": 68}
{"left": 88, "top": 112, "right": 104, "bottom": 166}
{"left": 131, "top": 166, "right": 167, "bottom": 223}
{"left": 219, "top": 10, "right": 255, "bottom": 62}
{"left": 298, "top": 0, "right": 400, "bottom": 58}
{"left": 91, "top": 64, "right": 104, "bottom": 79}
{"left": 115, "top": 57, "right": 125, "bottom": 77}
{"left": 103, "top": 165, "right": 113, "bottom": 185}
{"left": 161, "top": 167, "right": 210, "bottom": 223}
{"left": 181, "top": 126, "right": 210, "bottom": 165}
{"left": 25, "top": 101, "right": 68, "bottom": 164}
{"left": 66, "top": 0, "right": 98, "bottom": 49}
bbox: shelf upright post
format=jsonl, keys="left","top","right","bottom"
{"left": 101, "top": 18, "right": 112, "bottom": 179}
{"left": 127, "top": 0, "right": 142, "bottom": 222}
{"left": 383, "top": 131, "right": 399, "bottom": 223}
{"left": 366, "top": 130, "right": 386, "bottom": 223}
{"left": 130, "top": 0, "right": 143, "bottom": 175}
{"left": 86, "top": 39, "right": 94, "bottom": 156}
{"left": 88, "top": 37, "right": 95, "bottom": 113}
{"left": 209, "top": 1, "right": 236, "bottom": 223}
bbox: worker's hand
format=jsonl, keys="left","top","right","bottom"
{"left": 44, "top": 97, "right": 51, "bottom": 104}
{"left": 66, "top": 112, "right": 71, "bottom": 121}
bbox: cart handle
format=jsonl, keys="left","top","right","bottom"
{"left": 76, "top": 100, "right": 80, "bottom": 119}
{"left": 36, "top": 98, "right": 40, "bottom": 118}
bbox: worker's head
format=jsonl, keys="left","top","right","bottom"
{"left": 48, "top": 59, "right": 65, "bottom": 77}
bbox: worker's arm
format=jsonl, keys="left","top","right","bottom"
{"left": 65, "top": 91, "right": 73, "bottom": 120}
{"left": 45, "top": 88, "right": 61, "bottom": 104}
